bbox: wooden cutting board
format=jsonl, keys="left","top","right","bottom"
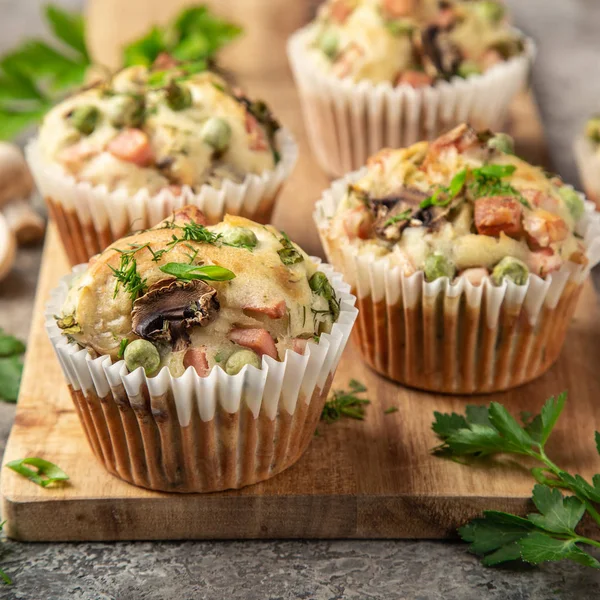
{"left": 2, "top": 91, "right": 600, "bottom": 541}
{"left": 2, "top": 0, "right": 600, "bottom": 540}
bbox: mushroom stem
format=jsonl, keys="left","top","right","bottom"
{"left": 0, "top": 212, "right": 16, "bottom": 282}
{"left": 3, "top": 198, "right": 46, "bottom": 246}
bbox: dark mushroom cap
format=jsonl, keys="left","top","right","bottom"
{"left": 131, "top": 278, "right": 219, "bottom": 352}
{"left": 370, "top": 187, "right": 428, "bottom": 242}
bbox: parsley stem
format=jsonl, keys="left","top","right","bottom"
{"left": 574, "top": 536, "right": 600, "bottom": 550}
{"left": 535, "top": 447, "right": 600, "bottom": 529}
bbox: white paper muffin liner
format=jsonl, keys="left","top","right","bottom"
{"left": 287, "top": 26, "right": 535, "bottom": 177}
{"left": 314, "top": 170, "right": 600, "bottom": 394}
{"left": 574, "top": 136, "right": 600, "bottom": 209}
{"left": 26, "top": 128, "right": 298, "bottom": 265}
{"left": 45, "top": 261, "right": 357, "bottom": 493}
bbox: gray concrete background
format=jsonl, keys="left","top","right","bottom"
{"left": 1, "top": 1, "right": 600, "bottom": 599}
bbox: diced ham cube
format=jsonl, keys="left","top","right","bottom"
{"left": 523, "top": 209, "right": 568, "bottom": 248}
{"left": 108, "top": 129, "right": 154, "bottom": 166}
{"left": 245, "top": 114, "right": 269, "bottom": 152}
{"left": 521, "top": 189, "right": 559, "bottom": 213}
{"left": 528, "top": 248, "right": 563, "bottom": 278}
{"left": 243, "top": 300, "right": 287, "bottom": 320}
{"left": 183, "top": 347, "right": 210, "bottom": 377}
{"left": 423, "top": 124, "right": 480, "bottom": 168}
{"left": 58, "top": 141, "right": 97, "bottom": 171}
{"left": 396, "top": 70, "right": 433, "bottom": 88}
{"left": 343, "top": 206, "right": 374, "bottom": 240}
{"left": 474, "top": 196, "right": 523, "bottom": 238}
{"left": 329, "top": 0, "right": 356, "bottom": 23}
{"left": 171, "top": 206, "right": 208, "bottom": 225}
{"left": 383, "top": 0, "right": 415, "bottom": 18}
{"left": 228, "top": 328, "right": 278, "bottom": 360}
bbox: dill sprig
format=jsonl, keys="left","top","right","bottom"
{"left": 321, "top": 379, "right": 370, "bottom": 423}
{"left": 109, "top": 252, "right": 147, "bottom": 301}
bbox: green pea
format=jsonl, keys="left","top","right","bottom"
{"left": 491, "top": 257, "right": 529, "bottom": 286}
{"left": 70, "top": 105, "right": 100, "bottom": 136}
{"left": 124, "top": 339, "right": 161, "bottom": 376}
{"left": 221, "top": 227, "right": 258, "bottom": 249}
{"left": 225, "top": 349, "right": 261, "bottom": 375}
{"left": 202, "top": 117, "right": 232, "bottom": 152}
{"left": 309, "top": 271, "right": 334, "bottom": 300}
{"left": 424, "top": 253, "right": 456, "bottom": 282}
{"left": 558, "top": 186, "right": 585, "bottom": 221}
{"left": 474, "top": 0, "right": 505, "bottom": 23}
{"left": 457, "top": 61, "right": 481, "bottom": 79}
{"left": 585, "top": 116, "right": 600, "bottom": 144}
{"left": 317, "top": 30, "right": 339, "bottom": 60}
{"left": 487, "top": 133, "right": 515, "bottom": 155}
{"left": 165, "top": 80, "right": 192, "bottom": 111}
{"left": 108, "top": 94, "right": 145, "bottom": 128}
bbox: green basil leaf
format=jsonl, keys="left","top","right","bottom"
{"left": 123, "top": 27, "right": 165, "bottom": 67}
{"left": 159, "top": 262, "right": 236, "bottom": 281}
{"left": 45, "top": 5, "right": 89, "bottom": 60}
{"left": 6, "top": 457, "right": 69, "bottom": 488}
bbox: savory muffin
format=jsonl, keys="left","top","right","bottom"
{"left": 56, "top": 206, "right": 340, "bottom": 378}
{"left": 308, "top": 0, "right": 524, "bottom": 86}
{"left": 47, "top": 206, "right": 357, "bottom": 492}
{"left": 28, "top": 64, "right": 297, "bottom": 265}
{"left": 315, "top": 125, "right": 599, "bottom": 393}
{"left": 327, "top": 124, "right": 586, "bottom": 281}
{"left": 287, "top": 0, "right": 532, "bottom": 176}
{"left": 39, "top": 66, "right": 280, "bottom": 193}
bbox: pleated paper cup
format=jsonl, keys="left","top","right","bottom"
{"left": 27, "top": 128, "right": 298, "bottom": 266}
{"left": 45, "top": 262, "right": 357, "bottom": 493}
{"left": 287, "top": 26, "right": 535, "bottom": 177}
{"left": 575, "top": 136, "right": 600, "bottom": 209}
{"left": 314, "top": 171, "right": 600, "bottom": 394}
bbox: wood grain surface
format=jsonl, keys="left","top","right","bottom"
{"left": 2, "top": 1, "right": 599, "bottom": 542}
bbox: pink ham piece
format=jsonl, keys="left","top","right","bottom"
{"left": 243, "top": 300, "right": 287, "bottom": 320}
{"left": 528, "top": 248, "right": 563, "bottom": 278}
{"left": 183, "top": 347, "right": 210, "bottom": 377}
{"left": 343, "top": 206, "right": 373, "bottom": 240}
{"left": 228, "top": 328, "right": 278, "bottom": 360}
{"left": 292, "top": 338, "right": 309, "bottom": 355}
{"left": 245, "top": 114, "right": 268, "bottom": 152}
{"left": 523, "top": 209, "right": 568, "bottom": 248}
{"left": 108, "top": 129, "right": 154, "bottom": 166}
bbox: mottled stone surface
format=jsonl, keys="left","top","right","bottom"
{"left": 1, "top": 1, "right": 600, "bottom": 599}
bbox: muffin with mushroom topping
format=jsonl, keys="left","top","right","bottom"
{"left": 314, "top": 125, "right": 600, "bottom": 393}
{"left": 46, "top": 206, "right": 357, "bottom": 492}
{"left": 575, "top": 115, "right": 600, "bottom": 210}
{"left": 27, "top": 63, "right": 298, "bottom": 265}
{"left": 287, "top": 0, "right": 533, "bottom": 176}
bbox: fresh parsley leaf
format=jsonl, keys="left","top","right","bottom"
{"left": 539, "top": 393, "right": 567, "bottom": 445}
{"left": 384, "top": 406, "right": 399, "bottom": 415}
{"left": 488, "top": 402, "right": 535, "bottom": 451}
{"left": 44, "top": 5, "right": 89, "bottom": 60}
{"left": 596, "top": 431, "right": 600, "bottom": 457}
{"left": 123, "top": 27, "right": 165, "bottom": 67}
{"left": 474, "top": 164, "right": 516, "bottom": 179}
{"left": 465, "top": 405, "right": 492, "bottom": 427}
{"left": 0, "top": 356, "right": 24, "bottom": 403}
{"left": 6, "top": 457, "right": 69, "bottom": 488}
{"left": 431, "top": 411, "right": 468, "bottom": 438}
{"left": 159, "top": 262, "right": 235, "bottom": 282}
{"left": 321, "top": 380, "right": 369, "bottom": 423}
{"left": 527, "top": 484, "right": 585, "bottom": 535}
{"left": 0, "top": 330, "right": 25, "bottom": 357}
{"left": 519, "top": 532, "right": 600, "bottom": 569}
